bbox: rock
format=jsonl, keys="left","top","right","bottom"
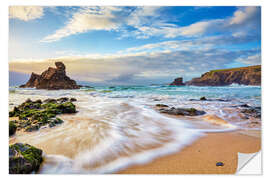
{"left": 20, "top": 62, "right": 80, "bottom": 90}
{"left": 19, "top": 73, "right": 40, "bottom": 88}
{"left": 186, "top": 65, "right": 261, "bottom": 86}
{"left": 44, "top": 98, "right": 57, "bottom": 103}
{"left": 170, "top": 77, "right": 185, "bottom": 86}
{"left": 156, "top": 104, "right": 169, "bottom": 108}
{"left": 200, "top": 96, "right": 207, "bottom": 101}
{"left": 9, "top": 121, "right": 17, "bottom": 136}
{"left": 70, "top": 98, "right": 77, "bottom": 102}
{"left": 241, "top": 107, "right": 261, "bottom": 118}
{"left": 159, "top": 107, "right": 206, "bottom": 116}
{"left": 57, "top": 97, "right": 69, "bottom": 103}
{"left": 9, "top": 143, "right": 43, "bottom": 174}
{"left": 239, "top": 104, "right": 250, "bottom": 108}
{"left": 9, "top": 98, "right": 77, "bottom": 132}
{"left": 216, "top": 162, "right": 224, "bottom": 166}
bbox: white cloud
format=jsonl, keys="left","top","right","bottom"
{"left": 236, "top": 54, "right": 261, "bottom": 65}
{"left": 230, "top": 6, "right": 259, "bottom": 25}
{"left": 41, "top": 7, "right": 123, "bottom": 42}
{"left": 9, "top": 6, "right": 44, "bottom": 21}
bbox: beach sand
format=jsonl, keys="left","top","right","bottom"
{"left": 117, "top": 130, "right": 261, "bottom": 174}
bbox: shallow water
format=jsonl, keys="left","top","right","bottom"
{"left": 9, "top": 84, "right": 261, "bottom": 173}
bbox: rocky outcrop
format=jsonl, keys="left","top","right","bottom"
{"left": 185, "top": 65, "right": 261, "bottom": 86}
{"left": 9, "top": 98, "right": 77, "bottom": 132}
{"left": 9, "top": 143, "right": 43, "bottom": 174}
{"left": 20, "top": 62, "right": 80, "bottom": 90}
{"left": 170, "top": 77, "right": 185, "bottom": 86}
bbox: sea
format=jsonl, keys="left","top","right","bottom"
{"left": 9, "top": 84, "right": 261, "bottom": 174}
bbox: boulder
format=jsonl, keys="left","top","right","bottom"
{"left": 20, "top": 62, "right": 80, "bottom": 90}
{"left": 159, "top": 107, "right": 206, "bottom": 116}
{"left": 9, "top": 143, "right": 43, "bottom": 174}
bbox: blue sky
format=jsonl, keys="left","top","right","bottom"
{"left": 9, "top": 6, "right": 261, "bottom": 85}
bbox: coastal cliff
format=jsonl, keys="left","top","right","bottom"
{"left": 20, "top": 62, "right": 80, "bottom": 90}
{"left": 185, "top": 65, "right": 261, "bottom": 86}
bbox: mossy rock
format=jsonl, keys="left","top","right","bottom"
{"left": 9, "top": 121, "right": 17, "bottom": 136}
{"left": 9, "top": 98, "right": 77, "bottom": 132}
{"left": 9, "top": 143, "right": 43, "bottom": 174}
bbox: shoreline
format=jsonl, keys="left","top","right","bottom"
{"left": 117, "top": 130, "right": 261, "bottom": 174}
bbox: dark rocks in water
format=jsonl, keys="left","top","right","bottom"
{"left": 186, "top": 65, "right": 261, "bottom": 86}
{"left": 190, "top": 98, "right": 229, "bottom": 102}
{"left": 70, "top": 98, "right": 77, "bottom": 102}
{"left": 159, "top": 107, "right": 206, "bottom": 116}
{"left": 156, "top": 104, "right": 169, "bottom": 108}
{"left": 9, "top": 98, "right": 77, "bottom": 132}
{"left": 9, "top": 121, "right": 17, "bottom": 136}
{"left": 200, "top": 96, "right": 207, "bottom": 101}
{"left": 216, "top": 162, "right": 224, "bottom": 166}
{"left": 241, "top": 107, "right": 261, "bottom": 118}
{"left": 20, "top": 62, "right": 80, "bottom": 90}
{"left": 239, "top": 104, "right": 250, "bottom": 108}
{"left": 9, "top": 143, "right": 43, "bottom": 174}
{"left": 170, "top": 77, "right": 185, "bottom": 86}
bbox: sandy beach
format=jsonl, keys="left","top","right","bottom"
{"left": 118, "top": 130, "right": 261, "bottom": 174}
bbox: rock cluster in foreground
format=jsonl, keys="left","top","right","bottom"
{"left": 20, "top": 62, "right": 80, "bottom": 90}
{"left": 185, "top": 65, "right": 261, "bottom": 86}
{"left": 9, "top": 143, "right": 43, "bottom": 174}
{"left": 9, "top": 97, "right": 77, "bottom": 135}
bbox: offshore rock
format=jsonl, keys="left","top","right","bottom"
{"left": 20, "top": 62, "right": 80, "bottom": 90}
{"left": 170, "top": 77, "right": 185, "bottom": 86}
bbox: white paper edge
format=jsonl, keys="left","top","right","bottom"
{"left": 236, "top": 151, "right": 262, "bottom": 175}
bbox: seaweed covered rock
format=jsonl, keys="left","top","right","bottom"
{"left": 159, "top": 107, "right": 206, "bottom": 116}
{"left": 9, "top": 143, "right": 43, "bottom": 174}
{"left": 9, "top": 98, "right": 77, "bottom": 132}
{"left": 9, "top": 121, "right": 17, "bottom": 136}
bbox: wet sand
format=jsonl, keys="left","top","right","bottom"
{"left": 117, "top": 130, "right": 261, "bottom": 174}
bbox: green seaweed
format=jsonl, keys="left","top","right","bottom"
{"left": 9, "top": 98, "right": 76, "bottom": 132}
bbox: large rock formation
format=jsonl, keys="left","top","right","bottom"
{"left": 185, "top": 65, "right": 261, "bottom": 86}
{"left": 20, "top": 62, "right": 80, "bottom": 90}
{"left": 170, "top": 77, "right": 185, "bottom": 86}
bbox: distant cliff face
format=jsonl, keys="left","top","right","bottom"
{"left": 186, "top": 65, "right": 261, "bottom": 86}
{"left": 170, "top": 77, "right": 185, "bottom": 86}
{"left": 20, "top": 62, "right": 80, "bottom": 90}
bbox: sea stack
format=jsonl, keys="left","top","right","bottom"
{"left": 20, "top": 62, "right": 80, "bottom": 90}
{"left": 170, "top": 77, "right": 185, "bottom": 86}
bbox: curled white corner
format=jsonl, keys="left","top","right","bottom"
{"left": 236, "top": 151, "right": 262, "bottom": 174}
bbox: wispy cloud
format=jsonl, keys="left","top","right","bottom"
{"left": 40, "top": 6, "right": 260, "bottom": 43}
{"left": 41, "top": 7, "right": 124, "bottom": 42}
{"left": 9, "top": 6, "right": 44, "bottom": 21}
{"left": 236, "top": 53, "right": 261, "bottom": 65}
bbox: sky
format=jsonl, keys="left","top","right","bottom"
{"left": 9, "top": 6, "right": 261, "bottom": 86}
